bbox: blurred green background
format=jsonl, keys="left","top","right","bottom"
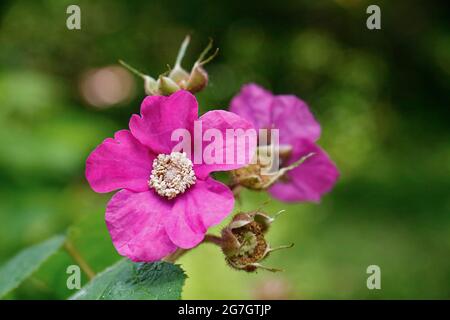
{"left": 0, "top": 0, "right": 449, "bottom": 299}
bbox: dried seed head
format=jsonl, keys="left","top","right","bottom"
{"left": 224, "top": 220, "right": 268, "bottom": 272}
{"left": 221, "top": 210, "right": 293, "bottom": 272}
{"left": 231, "top": 146, "right": 315, "bottom": 190}
{"left": 149, "top": 152, "right": 196, "bottom": 199}
{"left": 230, "top": 163, "right": 271, "bottom": 190}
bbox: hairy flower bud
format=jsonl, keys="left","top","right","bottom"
{"left": 143, "top": 75, "right": 158, "bottom": 95}
{"left": 220, "top": 210, "right": 292, "bottom": 272}
{"left": 169, "top": 66, "right": 190, "bottom": 85}
{"left": 120, "top": 35, "right": 217, "bottom": 96}
{"left": 186, "top": 64, "right": 208, "bottom": 93}
{"left": 181, "top": 37, "right": 217, "bottom": 94}
{"left": 157, "top": 75, "right": 181, "bottom": 95}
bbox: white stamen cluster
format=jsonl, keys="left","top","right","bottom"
{"left": 149, "top": 152, "right": 196, "bottom": 199}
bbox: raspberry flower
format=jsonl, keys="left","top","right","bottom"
{"left": 86, "top": 90, "right": 254, "bottom": 262}
{"left": 230, "top": 84, "right": 339, "bottom": 202}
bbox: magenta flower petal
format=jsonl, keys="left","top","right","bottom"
{"left": 272, "top": 95, "right": 321, "bottom": 144}
{"left": 231, "top": 83, "right": 321, "bottom": 144}
{"left": 86, "top": 130, "right": 155, "bottom": 193}
{"left": 165, "top": 177, "right": 234, "bottom": 248}
{"left": 129, "top": 90, "right": 198, "bottom": 154}
{"left": 105, "top": 189, "right": 177, "bottom": 262}
{"left": 194, "top": 110, "right": 256, "bottom": 179}
{"left": 269, "top": 139, "right": 339, "bottom": 203}
{"left": 230, "top": 83, "right": 273, "bottom": 130}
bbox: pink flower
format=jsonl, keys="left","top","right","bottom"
{"left": 86, "top": 90, "right": 254, "bottom": 262}
{"left": 230, "top": 83, "right": 339, "bottom": 203}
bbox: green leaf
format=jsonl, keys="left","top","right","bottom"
{"left": 0, "top": 235, "right": 66, "bottom": 298}
{"left": 71, "top": 259, "right": 186, "bottom": 300}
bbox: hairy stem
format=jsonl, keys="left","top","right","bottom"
{"left": 63, "top": 241, "right": 96, "bottom": 280}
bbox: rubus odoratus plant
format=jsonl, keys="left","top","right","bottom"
{"left": 0, "top": 36, "right": 339, "bottom": 300}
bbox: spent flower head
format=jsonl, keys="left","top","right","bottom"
{"left": 231, "top": 145, "right": 315, "bottom": 190}
{"left": 220, "top": 210, "right": 293, "bottom": 272}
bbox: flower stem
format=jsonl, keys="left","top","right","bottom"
{"left": 63, "top": 241, "right": 96, "bottom": 280}
{"left": 163, "top": 233, "right": 223, "bottom": 263}
{"left": 163, "top": 248, "right": 188, "bottom": 263}
{"left": 118, "top": 59, "right": 146, "bottom": 78}
{"left": 226, "top": 180, "right": 242, "bottom": 198}
{"left": 203, "top": 234, "right": 223, "bottom": 246}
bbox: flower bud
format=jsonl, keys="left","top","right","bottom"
{"left": 184, "top": 38, "right": 217, "bottom": 93}
{"left": 169, "top": 66, "right": 190, "bottom": 85}
{"left": 220, "top": 210, "right": 292, "bottom": 272}
{"left": 185, "top": 64, "right": 208, "bottom": 93}
{"left": 143, "top": 75, "right": 158, "bottom": 95}
{"left": 157, "top": 75, "right": 180, "bottom": 95}
{"left": 119, "top": 36, "right": 218, "bottom": 96}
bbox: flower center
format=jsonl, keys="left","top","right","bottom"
{"left": 149, "top": 152, "right": 196, "bottom": 199}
